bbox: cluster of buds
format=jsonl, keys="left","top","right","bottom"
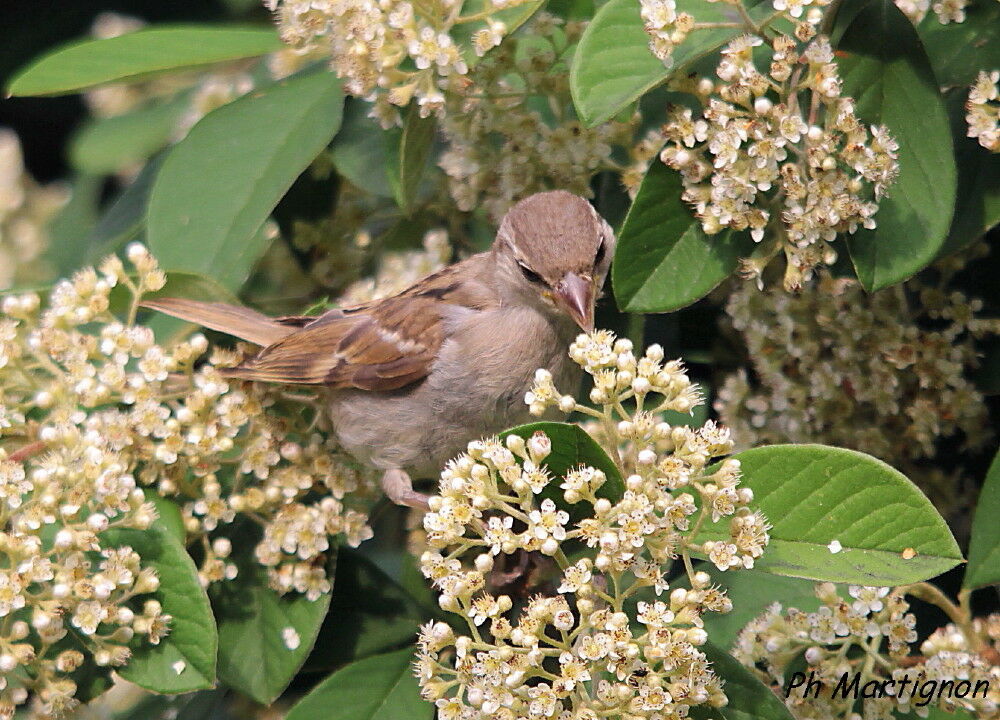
{"left": 415, "top": 331, "right": 771, "bottom": 717}
{"left": 967, "top": 70, "right": 1000, "bottom": 153}
{"left": 715, "top": 265, "right": 1000, "bottom": 513}
{"left": 0, "top": 129, "right": 68, "bottom": 291}
{"left": 734, "top": 583, "right": 1000, "bottom": 718}
{"left": 1, "top": 245, "right": 376, "bottom": 610}
{"left": 639, "top": 0, "right": 694, "bottom": 68}
{"left": 658, "top": 35, "right": 899, "bottom": 290}
{"left": 439, "top": 14, "right": 633, "bottom": 221}
{"left": 264, "top": 0, "right": 536, "bottom": 123}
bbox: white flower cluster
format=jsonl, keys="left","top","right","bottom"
{"left": 658, "top": 35, "right": 899, "bottom": 290}
{"left": 415, "top": 331, "right": 771, "bottom": 718}
{"left": 968, "top": 70, "right": 1000, "bottom": 153}
{"left": 0, "top": 130, "right": 68, "bottom": 291}
{"left": 735, "top": 583, "right": 1000, "bottom": 719}
{"left": 0, "top": 246, "right": 376, "bottom": 609}
{"left": 264, "top": 0, "right": 536, "bottom": 123}
{"left": 439, "top": 14, "right": 633, "bottom": 221}
{"left": 639, "top": 0, "right": 694, "bottom": 68}
{"left": 715, "top": 266, "right": 1000, "bottom": 513}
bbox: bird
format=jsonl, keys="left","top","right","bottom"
{"left": 142, "top": 190, "right": 615, "bottom": 508}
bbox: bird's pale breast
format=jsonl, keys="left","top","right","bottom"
{"left": 326, "top": 304, "right": 580, "bottom": 478}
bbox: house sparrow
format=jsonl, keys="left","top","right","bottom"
{"left": 142, "top": 190, "right": 615, "bottom": 508}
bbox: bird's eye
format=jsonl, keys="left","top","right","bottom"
{"left": 518, "top": 262, "right": 543, "bottom": 283}
{"left": 594, "top": 240, "right": 606, "bottom": 266}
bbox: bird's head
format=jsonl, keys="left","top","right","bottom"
{"left": 493, "top": 190, "right": 615, "bottom": 332}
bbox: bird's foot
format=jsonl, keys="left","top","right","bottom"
{"left": 381, "top": 468, "right": 431, "bottom": 510}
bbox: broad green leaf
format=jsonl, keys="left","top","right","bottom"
{"left": 331, "top": 99, "right": 394, "bottom": 197}
{"left": 46, "top": 175, "right": 103, "bottom": 277}
{"left": 286, "top": 648, "right": 432, "bottom": 720}
{"left": 700, "top": 571, "right": 822, "bottom": 650}
{"left": 144, "top": 491, "right": 186, "bottom": 543}
{"left": 919, "top": 0, "right": 1000, "bottom": 88}
{"left": 612, "top": 160, "right": 753, "bottom": 312}
{"left": 212, "top": 556, "right": 332, "bottom": 704}
{"left": 690, "top": 642, "right": 794, "bottom": 720}
{"left": 84, "top": 155, "right": 165, "bottom": 264}
{"left": 501, "top": 422, "right": 625, "bottom": 523}
{"left": 696, "top": 445, "right": 963, "bottom": 585}
{"left": 964, "top": 447, "right": 1000, "bottom": 589}
{"left": 70, "top": 95, "right": 188, "bottom": 175}
{"left": 452, "top": 0, "right": 546, "bottom": 65}
{"left": 937, "top": 89, "right": 1000, "bottom": 257}
{"left": 570, "top": 0, "right": 771, "bottom": 127}
{"left": 836, "top": 0, "right": 957, "bottom": 291}
{"left": 387, "top": 104, "right": 436, "bottom": 214}
{"left": 148, "top": 69, "right": 343, "bottom": 291}
{"left": 104, "top": 520, "right": 218, "bottom": 693}
{"left": 8, "top": 26, "right": 281, "bottom": 96}
{"left": 310, "top": 548, "right": 427, "bottom": 670}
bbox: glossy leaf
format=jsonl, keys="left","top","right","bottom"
{"left": 570, "top": 0, "right": 770, "bottom": 127}
{"left": 964, "top": 447, "right": 1000, "bottom": 589}
{"left": 452, "top": 0, "right": 546, "bottom": 65}
{"left": 501, "top": 421, "right": 624, "bottom": 511}
{"left": 286, "top": 648, "right": 432, "bottom": 720}
{"left": 697, "top": 445, "right": 963, "bottom": 585}
{"left": 387, "top": 104, "right": 436, "bottom": 214}
{"left": 45, "top": 175, "right": 103, "bottom": 277}
{"left": 148, "top": 69, "right": 343, "bottom": 291}
{"left": 84, "top": 154, "right": 165, "bottom": 264}
{"left": 331, "top": 99, "right": 394, "bottom": 197}
{"left": 8, "top": 26, "right": 281, "bottom": 96}
{"left": 70, "top": 95, "right": 188, "bottom": 175}
{"left": 310, "top": 548, "right": 427, "bottom": 669}
{"left": 836, "top": 0, "right": 956, "bottom": 290}
{"left": 212, "top": 558, "right": 332, "bottom": 704}
{"left": 919, "top": 0, "right": 1000, "bottom": 88}
{"left": 700, "top": 571, "right": 822, "bottom": 649}
{"left": 104, "top": 521, "right": 218, "bottom": 693}
{"left": 612, "top": 160, "right": 753, "bottom": 312}
{"left": 690, "top": 642, "right": 795, "bottom": 720}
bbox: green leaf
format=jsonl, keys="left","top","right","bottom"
{"left": 46, "top": 175, "right": 103, "bottom": 276}
{"left": 700, "top": 571, "right": 822, "bottom": 650}
{"left": 612, "top": 160, "right": 753, "bottom": 312}
{"left": 84, "top": 154, "right": 165, "bottom": 264}
{"left": 8, "top": 26, "right": 281, "bottom": 96}
{"left": 937, "top": 89, "right": 1000, "bottom": 257}
{"left": 836, "top": 0, "right": 957, "bottom": 291}
{"left": 330, "top": 99, "right": 394, "bottom": 197}
{"left": 311, "top": 548, "right": 427, "bottom": 669}
{"left": 696, "top": 445, "right": 963, "bottom": 585}
{"left": 70, "top": 95, "right": 188, "bottom": 175}
{"left": 919, "top": 0, "right": 1000, "bottom": 88}
{"left": 964, "top": 447, "right": 1000, "bottom": 589}
{"left": 501, "top": 422, "right": 625, "bottom": 520}
{"left": 452, "top": 0, "right": 546, "bottom": 65}
{"left": 104, "top": 520, "right": 218, "bottom": 693}
{"left": 387, "top": 104, "right": 436, "bottom": 215}
{"left": 690, "top": 642, "right": 795, "bottom": 720}
{"left": 147, "top": 69, "right": 344, "bottom": 292}
{"left": 569, "top": 0, "right": 770, "bottom": 127}
{"left": 212, "top": 556, "right": 332, "bottom": 704}
{"left": 144, "top": 491, "right": 186, "bottom": 543}
{"left": 286, "top": 648, "right": 432, "bottom": 720}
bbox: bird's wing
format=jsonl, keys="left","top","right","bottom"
{"left": 224, "top": 262, "right": 498, "bottom": 390}
{"left": 140, "top": 298, "right": 297, "bottom": 346}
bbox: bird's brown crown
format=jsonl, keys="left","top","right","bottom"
{"left": 496, "top": 190, "right": 608, "bottom": 285}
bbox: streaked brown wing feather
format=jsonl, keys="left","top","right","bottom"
{"left": 223, "top": 261, "right": 498, "bottom": 390}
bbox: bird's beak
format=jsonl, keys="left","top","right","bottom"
{"left": 555, "top": 272, "right": 595, "bottom": 332}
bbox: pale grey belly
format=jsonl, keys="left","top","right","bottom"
{"left": 326, "top": 311, "right": 580, "bottom": 478}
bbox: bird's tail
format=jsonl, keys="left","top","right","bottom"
{"left": 140, "top": 298, "right": 296, "bottom": 347}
